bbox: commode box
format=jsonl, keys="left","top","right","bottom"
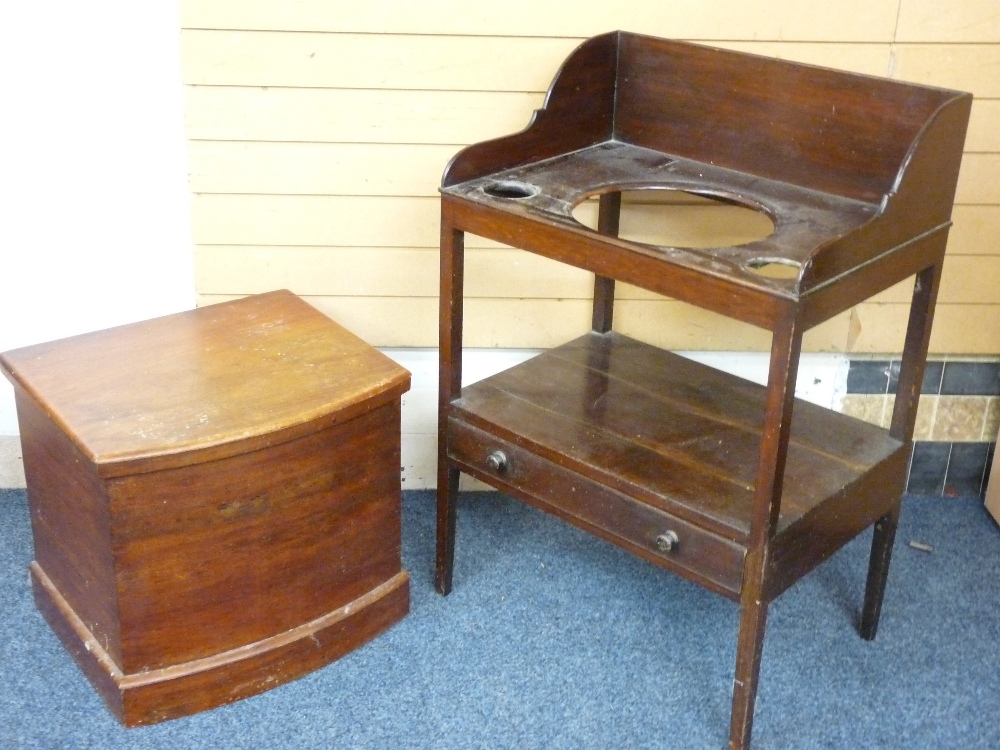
{"left": 0, "top": 290, "right": 410, "bottom": 725}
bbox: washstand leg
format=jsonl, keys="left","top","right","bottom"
{"left": 436, "top": 215, "right": 465, "bottom": 595}
{"left": 592, "top": 191, "right": 621, "bottom": 333}
{"left": 730, "top": 588, "right": 770, "bottom": 750}
{"left": 860, "top": 503, "right": 901, "bottom": 640}
{"left": 729, "top": 315, "right": 803, "bottom": 750}
{"left": 435, "top": 466, "right": 461, "bottom": 595}
{"left": 860, "top": 262, "right": 942, "bottom": 637}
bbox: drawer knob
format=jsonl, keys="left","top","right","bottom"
{"left": 486, "top": 450, "right": 508, "bottom": 472}
{"left": 655, "top": 530, "right": 679, "bottom": 553}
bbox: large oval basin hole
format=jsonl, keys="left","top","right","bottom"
{"left": 571, "top": 189, "right": 775, "bottom": 249}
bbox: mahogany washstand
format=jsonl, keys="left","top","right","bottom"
{"left": 434, "top": 32, "right": 970, "bottom": 749}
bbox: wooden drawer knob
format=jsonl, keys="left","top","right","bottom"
{"left": 486, "top": 450, "right": 508, "bottom": 472}
{"left": 655, "top": 530, "right": 679, "bottom": 553}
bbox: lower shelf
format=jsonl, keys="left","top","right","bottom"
{"left": 447, "top": 331, "right": 909, "bottom": 600}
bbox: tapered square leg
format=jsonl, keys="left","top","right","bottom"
{"left": 730, "top": 586, "right": 770, "bottom": 750}
{"left": 860, "top": 504, "right": 901, "bottom": 639}
{"left": 436, "top": 211, "right": 465, "bottom": 595}
{"left": 435, "top": 467, "right": 461, "bottom": 595}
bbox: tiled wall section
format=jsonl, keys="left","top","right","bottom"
{"left": 842, "top": 358, "right": 1000, "bottom": 497}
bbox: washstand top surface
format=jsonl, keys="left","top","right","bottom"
{"left": 441, "top": 32, "right": 971, "bottom": 299}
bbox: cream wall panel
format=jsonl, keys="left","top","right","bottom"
{"left": 286, "top": 295, "right": 438, "bottom": 348}
{"left": 180, "top": 1, "right": 900, "bottom": 42}
{"left": 199, "top": 243, "right": 804, "bottom": 303}
{"left": 196, "top": 246, "right": 592, "bottom": 299}
{"left": 939, "top": 258, "right": 1000, "bottom": 304}
{"left": 966, "top": 100, "right": 1000, "bottom": 153}
{"left": 851, "top": 304, "right": 1000, "bottom": 354}
{"left": 950, "top": 206, "right": 1000, "bottom": 256}
{"left": 869, "top": 256, "right": 1000, "bottom": 304}
{"left": 198, "top": 294, "right": 851, "bottom": 351}
{"left": 198, "top": 246, "right": 1000, "bottom": 307}
{"left": 616, "top": 303, "right": 851, "bottom": 353}
{"left": 183, "top": 2, "right": 1000, "bottom": 359}
{"left": 956, "top": 154, "right": 1000, "bottom": 205}
{"left": 182, "top": 33, "right": 893, "bottom": 88}
{"left": 199, "top": 294, "right": 587, "bottom": 348}
{"left": 188, "top": 78, "right": 980, "bottom": 154}
{"left": 184, "top": 87, "right": 543, "bottom": 144}
{"left": 896, "top": 0, "right": 1000, "bottom": 43}
{"left": 192, "top": 195, "right": 782, "bottom": 250}
{"left": 182, "top": 32, "right": 580, "bottom": 91}
{"left": 192, "top": 193, "right": 998, "bottom": 252}
{"left": 192, "top": 195, "right": 438, "bottom": 246}
{"left": 188, "top": 141, "right": 455, "bottom": 196}
{"left": 892, "top": 44, "right": 1000, "bottom": 97}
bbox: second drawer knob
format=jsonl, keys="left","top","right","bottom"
{"left": 486, "top": 450, "right": 508, "bottom": 472}
{"left": 656, "top": 530, "right": 680, "bottom": 553}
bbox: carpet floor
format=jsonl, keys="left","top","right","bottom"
{"left": 1, "top": 488, "right": 998, "bottom": 749}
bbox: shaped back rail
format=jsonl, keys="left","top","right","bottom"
{"left": 442, "top": 31, "right": 971, "bottom": 297}
{"left": 614, "top": 33, "right": 961, "bottom": 206}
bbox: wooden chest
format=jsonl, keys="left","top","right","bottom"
{"left": 0, "top": 290, "right": 411, "bottom": 726}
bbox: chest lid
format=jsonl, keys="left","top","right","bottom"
{"left": 0, "top": 290, "right": 410, "bottom": 476}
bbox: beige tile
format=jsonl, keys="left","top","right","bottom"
{"left": 913, "top": 395, "right": 938, "bottom": 440}
{"left": 931, "top": 396, "right": 989, "bottom": 442}
{"left": 882, "top": 394, "right": 896, "bottom": 430}
{"left": 982, "top": 397, "right": 1000, "bottom": 442}
{"left": 880, "top": 394, "right": 937, "bottom": 438}
{"left": 840, "top": 394, "right": 886, "bottom": 426}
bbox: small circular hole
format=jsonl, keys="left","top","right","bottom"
{"left": 747, "top": 258, "right": 801, "bottom": 279}
{"left": 483, "top": 180, "right": 538, "bottom": 200}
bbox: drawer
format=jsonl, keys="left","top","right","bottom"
{"left": 448, "top": 418, "right": 746, "bottom": 597}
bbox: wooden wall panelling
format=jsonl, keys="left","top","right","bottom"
{"left": 195, "top": 294, "right": 851, "bottom": 353}
{"left": 192, "top": 196, "right": 997, "bottom": 257}
{"left": 191, "top": 195, "right": 439, "bottom": 247}
{"left": 208, "top": 244, "right": 967, "bottom": 305}
{"left": 184, "top": 144, "right": 995, "bottom": 206}
{"left": 869, "top": 256, "right": 1000, "bottom": 305}
{"left": 181, "top": 32, "right": 580, "bottom": 91}
{"left": 196, "top": 247, "right": 591, "bottom": 300}
{"left": 851, "top": 304, "right": 1000, "bottom": 354}
{"left": 950, "top": 207, "right": 1000, "bottom": 256}
{"left": 896, "top": 0, "right": 1000, "bottom": 43}
{"left": 183, "top": 88, "right": 545, "bottom": 144}
{"left": 196, "top": 247, "right": 440, "bottom": 298}
{"left": 892, "top": 44, "right": 1000, "bottom": 96}
{"left": 956, "top": 154, "right": 1000, "bottom": 205}
{"left": 182, "top": 2, "right": 999, "bottom": 356}
{"left": 179, "top": 1, "right": 900, "bottom": 41}
{"left": 181, "top": 33, "right": 895, "bottom": 88}
{"left": 195, "top": 293, "right": 1000, "bottom": 355}
{"left": 190, "top": 198, "right": 787, "bottom": 250}
{"left": 186, "top": 142, "right": 456, "bottom": 196}
{"left": 966, "top": 100, "right": 1000, "bottom": 152}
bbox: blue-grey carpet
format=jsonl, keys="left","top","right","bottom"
{"left": 1, "top": 487, "right": 998, "bottom": 749}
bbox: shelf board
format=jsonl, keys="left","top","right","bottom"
{"left": 452, "top": 331, "right": 906, "bottom": 543}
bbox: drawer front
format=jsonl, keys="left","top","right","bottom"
{"left": 448, "top": 418, "right": 745, "bottom": 597}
